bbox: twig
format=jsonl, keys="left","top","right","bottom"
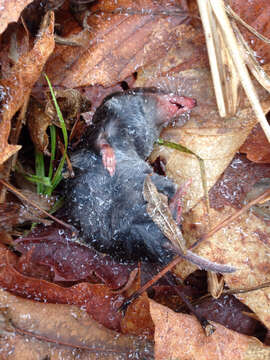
{"left": 0, "top": 179, "right": 75, "bottom": 232}
{"left": 197, "top": 187, "right": 270, "bottom": 246}
{"left": 224, "top": 282, "right": 270, "bottom": 295}
{"left": 118, "top": 256, "right": 184, "bottom": 312}
{"left": 183, "top": 281, "right": 270, "bottom": 310}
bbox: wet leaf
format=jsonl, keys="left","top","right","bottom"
{"left": 175, "top": 189, "right": 270, "bottom": 331}
{"left": 0, "top": 201, "right": 51, "bottom": 232}
{"left": 195, "top": 294, "right": 266, "bottom": 337}
{"left": 209, "top": 154, "right": 270, "bottom": 210}
{"left": 150, "top": 300, "right": 270, "bottom": 360}
{"left": 121, "top": 291, "right": 154, "bottom": 339}
{"left": 0, "top": 288, "right": 153, "bottom": 359}
{"left": 45, "top": 0, "right": 189, "bottom": 87}
{"left": 0, "top": 244, "right": 126, "bottom": 331}
{"left": 0, "top": 11, "right": 55, "bottom": 165}
{"left": 121, "top": 267, "right": 154, "bottom": 339}
{"left": 15, "top": 225, "right": 136, "bottom": 289}
{"left": 0, "top": 0, "right": 33, "bottom": 35}
{"left": 240, "top": 123, "right": 270, "bottom": 163}
{"left": 230, "top": 0, "right": 270, "bottom": 64}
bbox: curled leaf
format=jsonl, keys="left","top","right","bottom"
{"left": 0, "top": 11, "right": 55, "bottom": 165}
{"left": 143, "top": 175, "right": 186, "bottom": 254}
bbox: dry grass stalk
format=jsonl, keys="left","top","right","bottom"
{"left": 197, "top": 0, "right": 270, "bottom": 142}
{"left": 197, "top": 0, "right": 227, "bottom": 117}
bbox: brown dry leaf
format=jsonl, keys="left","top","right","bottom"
{"left": 45, "top": 0, "right": 189, "bottom": 87}
{"left": 27, "top": 97, "right": 52, "bottom": 153}
{"left": 0, "top": 11, "right": 55, "bottom": 166}
{"left": 0, "top": 333, "right": 148, "bottom": 360}
{"left": 27, "top": 89, "right": 91, "bottom": 153}
{"left": 0, "top": 289, "right": 153, "bottom": 359}
{"left": 0, "top": 23, "right": 31, "bottom": 80}
{"left": 136, "top": 25, "right": 270, "bottom": 210}
{"left": 45, "top": 88, "right": 91, "bottom": 129}
{"left": 1, "top": 333, "right": 116, "bottom": 360}
{"left": 0, "top": 230, "right": 12, "bottom": 245}
{"left": 150, "top": 300, "right": 270, "bottom": 360}
{"left": 0, "top": 0, "right": 33, "bottom": 35}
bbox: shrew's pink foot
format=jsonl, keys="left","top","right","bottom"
{"left": 100, "top": 143, "right": 116, "bottom": 177}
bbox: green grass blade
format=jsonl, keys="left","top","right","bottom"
{"left": 50, "top": 156, "right": 65, "bottom": 192}
{"left": 158, "top": 138, "right": 210, "bottom": 213}
{"left": 157, "top": 138, "right": 196, "bottom": 155}
{"left": 44, "top": 74, "right": 68, "bottom": 194}
{"left": 48, "top": 125, "right": 56, "bottom": 180}
{"left": 44, "top": 74, "right": 68, "bottom": 151}
{"left": 35, "top": 150, "right": 45, "bottom": 194}
{"left": 24, "top": 174, "right": 52, "bottom": 187}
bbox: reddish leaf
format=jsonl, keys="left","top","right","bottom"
{"left": 17, "top": 251, "right": 54, "bottom": 282}
{"left": 15, "top": 224, "right": 137, "bottom": 289}
{"left": 0, "top": 11, "right": 55, "bottom": 165}
{"left": 121, "top": 267, "right": 154, "bottom": 339}
{"left": 196, "top": 294, "right": 266, "bottom": 338}
{"left": 209, "top": 154, "right": 270, "bottom": 210}
{"left": 0, "top": 195, "right": 54, "bottom": 232}
{"left": 240, "top": 123, "right": 270, "bottom": 163}
{"left": 0, "top": 244, "right": 124, "bottom": 330}
{"left": 230, "top": 0, "right": 270, "bottom": 64}
{"left": 45, "top": 0, "right": 189, "bottom": 87}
